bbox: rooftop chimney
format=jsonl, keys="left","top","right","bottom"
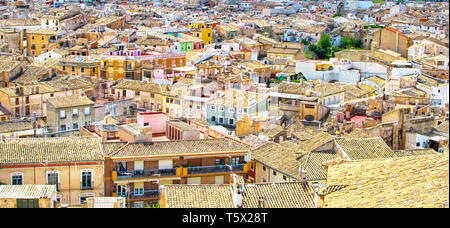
{"left": 258, "top": 196, "right": 265, "bottom": 208}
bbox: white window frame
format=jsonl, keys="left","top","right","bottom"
{"left": 210, "top": 105, "right": 216, "bottom": 110}
{"left": 218, "top": 106, "right": 224, "bottom": 111}
{"left": 60, "top": 110, "right": 66, "bottom": 118}
{"left": 11, "top": 172, "right": 23, "bottom": 185}
{"left": 228, "top": 107, "right": 235, "bottom": 113}
{"left": 134, "top": 182, "right": 144, "bottom": 196}
{"left": 84, "top": 107, "right": 91, "bottom": 115}
{"left": 218, "top": 116, "right": 224, "bottom": 124}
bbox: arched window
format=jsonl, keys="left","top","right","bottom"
{"left": 211, "top": 116, "right": 216, "bottom": 122}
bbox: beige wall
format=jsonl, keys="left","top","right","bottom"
{"left": 47, "top": 103, "right": 94, "bottom": 132}
{"left": 254, "top": 162, "right": 295, "bottom": 183}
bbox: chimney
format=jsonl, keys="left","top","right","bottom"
{"left": 258, "top": 196, "right": 265, "bottom": 208}
{"left": 231, "top": 174, "right": 243, "bottom": 208}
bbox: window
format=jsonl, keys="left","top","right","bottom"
{"left": 62, "top": 65, "right": 66, "bottom": 71}
{"left": 73, "top": 108, "right": 78, "bottom": 117}
{"left": 229, "top": 118, "right": 234, "bottom": 125}
{"left": 60, "top": 110, "right": 66, "bottom": 118}
{"left": 273, "top": 171, "right": 277, "bottom": 176}
{"left": 218, "top": 117, "right": 224, "bottom": 124}
{"left": 81, "top": 171, "right": 93, "bottom": 190}
{"left": 117, "top": 162, "right": 127, "bottom": 172}
{"left": 218, "top": 106, "right": 224, "bottom": 111}
{"left": 71, "top": 66, "right": 75, "bottom": 72}
{"left": 17, "top": 199, "right": 39, "bottom": 208}
{"left": 60, "top": 125, "right": 66, "bottom": 131}
{"left": 134, "top": 187, "right": 144, "bottom": 196}
{"left": 211, "top": 116, "right": 216, "bottom": 122}
{"left": 84, "top": 107, "right": 90, "bottom": 115}
{"left": 228, "top": 108, "right": 235, "bottom": 113}
{"left": 47, "top": 172, "right": 59, "bottom": 191}
{"left": 73, "top": 123, "right": 78, "bottom": 129}
{"left": 263, "top": 166, "right": 266, "bottom": 171}
{"left": 11, "top": 173, "right": 23, "bottom": 185}
{"left": 216, "top": 158, "right": 225, "bottom": 166}
{"left": 210, "top": 105, "right": 216, "bottom": 110}
{"left": 283, "top": 175, "right": 287, "bottom": 181}
{"left": 81, "top": 67, "right": 84, "bottom": 73}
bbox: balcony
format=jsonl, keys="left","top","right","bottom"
{"left": 115, "top": 168, "right": 177, "bottom": 180}
{"left": 187, "top": 164, "right": 245, "bottom": 175}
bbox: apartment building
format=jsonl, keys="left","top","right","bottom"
{"left": 0, "top": 77, "right": 94, "bottom": 119}
{"left": 206, "top": 89, "right": 269, "bottom": 129}
{"left": 58, "top": 56, "right": 101, "bottom": 82}
{"left": 46, "top": 94, "right": 95, "bottom": 133}
{"left": 0, "top": 137, "right": 105, "bottom": 206}
{"left": 25, "top": 29, "right": 61, "bottom": 57}
{"left": 103, "top": 137, "right": 251, "bottom": 208}
{"left": 189, "top": 21, "right": 213, "bottom": 45}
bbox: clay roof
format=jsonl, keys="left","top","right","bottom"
{"left": 0, "top": 137, "right": 104, "bottom": 165}
{"left": 322, "top": 155, "right": 449, "bottom": 208}
{"left": 47, "top": 94, "right": 94, "bottom": 109}
{"left": 105, "top": 138, "right": 251, "bottom": 158}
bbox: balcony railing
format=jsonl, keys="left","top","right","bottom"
{"left": 187, "top": 164, "right": 245, "bottom": 175}
{"left": 116, "top": 190, "right": 160, "bottom": 199}
{"left": 113, "top": 163, "right": 247, "bottom": 181}
{"left": 129, "top": 190, "right": 160, "bottom": 200}
{"left": 116, "top": 168, "right": 177, "bottom": 180}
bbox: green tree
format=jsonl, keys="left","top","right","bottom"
{"left": 290, "top": 72, "right": 307, "bottom": 82}
{"left": 373, "top": 0, "right": 384, "bottom": 4}
{"left": 307, "top": 34, "right": 333, "bottom": 60}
